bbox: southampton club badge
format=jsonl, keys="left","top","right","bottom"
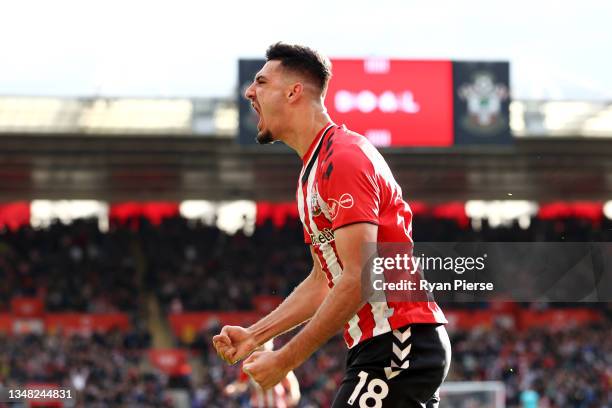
{"left": 310, "top": 184, "right": 322, "bottom": 217}
{"left": 458, "top": 71, "right": 509, "bottom": 134}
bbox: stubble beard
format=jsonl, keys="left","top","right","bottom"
{"left": 256, "top": 130, "right": 275, "bottom": 145}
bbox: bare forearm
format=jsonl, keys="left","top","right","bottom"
{"left": 279, "top": 273, "right": 362, "bottom": 369}
{"left": 247, "top": 270, "right": 328, "bottom": 345}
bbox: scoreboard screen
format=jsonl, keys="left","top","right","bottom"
{"left": 325, "top": 59, "right": 453, "bottom": 147}
{"left": 238, "top": 58, "right": 510, "bottom": 147}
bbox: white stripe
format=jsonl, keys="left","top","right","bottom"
{"left": 318, "top": 191, "right": 332, "bottom": 221}
{"left": 305, "top": 155, "right": 363, "bottom": 345}
{"left": 297, "top": 179, "right": 306, "bottom": 226}
{"left": 306, "top": 157, "right": 342, "bottom": 283}
{"left": 297, "top": 124, "right": 333, "bottom": 227}
{"left": 346, "top": 314, "right": 362, "bottom": 346}
{"left": 370, "top": 301, "right": 392, "bottom": 336}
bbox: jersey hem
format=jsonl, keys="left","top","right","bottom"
{"left": 346, "top": 315, "right": 448, "bottom": 349}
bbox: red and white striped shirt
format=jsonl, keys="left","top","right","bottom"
{"left": 297, "top": 123, "right": 447, "bottom": 348}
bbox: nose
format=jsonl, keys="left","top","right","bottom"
{"left": 244, "top": 82, "right": 255, "bottom": 101}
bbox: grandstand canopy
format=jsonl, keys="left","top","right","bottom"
{"left": 0, "top": 132, "right": 610, "bottom": 202}
{"left": 0, "top": 97, "right": 611, "bottom": 137}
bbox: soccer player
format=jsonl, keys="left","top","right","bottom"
{"left": 213, "top": 43, "right": 451, "bottom": 407}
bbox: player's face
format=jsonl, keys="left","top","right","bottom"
{"left": 244, "top": 61, "right": 289, "bottom": 144}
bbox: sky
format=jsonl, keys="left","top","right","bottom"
{"left": 1, "top": 0, "right": 610, "bottom": 100}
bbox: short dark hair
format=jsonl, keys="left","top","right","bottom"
{"left": 266, "top": 42, "right": 332, "bottom": 95}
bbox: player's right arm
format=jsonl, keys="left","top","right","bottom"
{"left": 213, "top": 246, "right": 329, "bottom": 364}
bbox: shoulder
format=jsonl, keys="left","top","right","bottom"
{"left": 319, "top": 126, "right": 374, "bottom": 178}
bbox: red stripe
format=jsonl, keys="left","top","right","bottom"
{"left": 329, "top": 240, "right": 344, "bottom": 270}
{"left": 328, "top": 236, "right": 355, "bottom": 345}
{"left": 314, "top": 247, "right": 334, "bottom": 288}
{"left": 344, "top": 325, "right": 354, "bottom": 347}
{"left": 356, "top": 303, "right": 375, "bottom": 341}
{"left": 301, "top": 160, "right": 335, "bottom": 286}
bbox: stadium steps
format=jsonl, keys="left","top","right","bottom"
{"left": 129, "top": 234, "right": 174, "bottom": 349}
{"left": 146, "top": 292, "right": 174, "bottom": 349}
{"left": 130, "top": 237, "right": 149, "bottom": 324}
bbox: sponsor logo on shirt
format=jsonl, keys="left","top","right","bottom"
{"left": 309, "top": 227, "right": 335, "bottom": 245}
{"left": 328, "top": 193, "right": 354, "bottom": 220}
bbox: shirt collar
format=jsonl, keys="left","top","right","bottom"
{"left": 302, "top": 122, "right": 334, "bottom": 165}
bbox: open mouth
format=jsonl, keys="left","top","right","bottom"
{"left": 252, "top": 104, "right": 263, "bottom": 130}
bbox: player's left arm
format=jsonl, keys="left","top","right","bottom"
{"left": 277, "top": 222, "right": 375, "bottom": 365}
{"left": 243, "top": 222, "right": 376, "bottom": 389}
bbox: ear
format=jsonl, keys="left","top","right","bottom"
{"left": 286, "top": 82, "right": 304, "bottom": 103}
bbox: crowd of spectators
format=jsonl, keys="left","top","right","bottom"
{"left": 142, "top": 217, "right": 310, "bottom": 313}
{"left": 0, "top": 215, "right": 610, "bottom": 406}
{"left": 413, "top": 215, "right": 612, "bottom": 242}
{"left": 145, "top": 214, "right": 612, "bottom": 313}
{"left": 1, "top": 215, "right": 610, "bottom": 314}
{"left": 0, "top": 328, "right": 170, "bottom": 407}
{"left": 449, "top": 318, "right": 612, "bottom": 407}
{"left": 0, "top": 220, "right": 141, "bottom": 313}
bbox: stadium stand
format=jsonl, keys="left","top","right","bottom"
{"left": 0, "top": 213, "right": 610, "bottom": 406}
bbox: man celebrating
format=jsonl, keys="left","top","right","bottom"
{"left": 214, "top": 43, "right": 451, "bottom": 407}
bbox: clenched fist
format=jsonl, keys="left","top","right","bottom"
{"left": 212, "top": 325, "right": 258, "bottom": 364}
{"left": 242, "top": 350, "right": 290, "bottom": 391}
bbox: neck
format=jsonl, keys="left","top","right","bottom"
{"left": 280, "top": 104, "right": 332, "bottom": 159}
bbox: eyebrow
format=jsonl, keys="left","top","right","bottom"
{"left": 255, "top": 74, "right": 267, "bottom": 82}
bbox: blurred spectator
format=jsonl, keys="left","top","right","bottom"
{"left": 2, "top": 215, "right": 610, "bottom": 313}
{"left": 0, "top": 330, "right": 172, "bottom": 407}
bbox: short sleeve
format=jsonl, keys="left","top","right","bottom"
{"left": 323, "top": 150, "right": 380, "bottom": 230}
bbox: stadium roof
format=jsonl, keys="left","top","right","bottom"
{"left": 0, "top": 132, "right": 610, "bottom": 202}
{"left": 0, "top": 97, "right": 611, "bottom": 137}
